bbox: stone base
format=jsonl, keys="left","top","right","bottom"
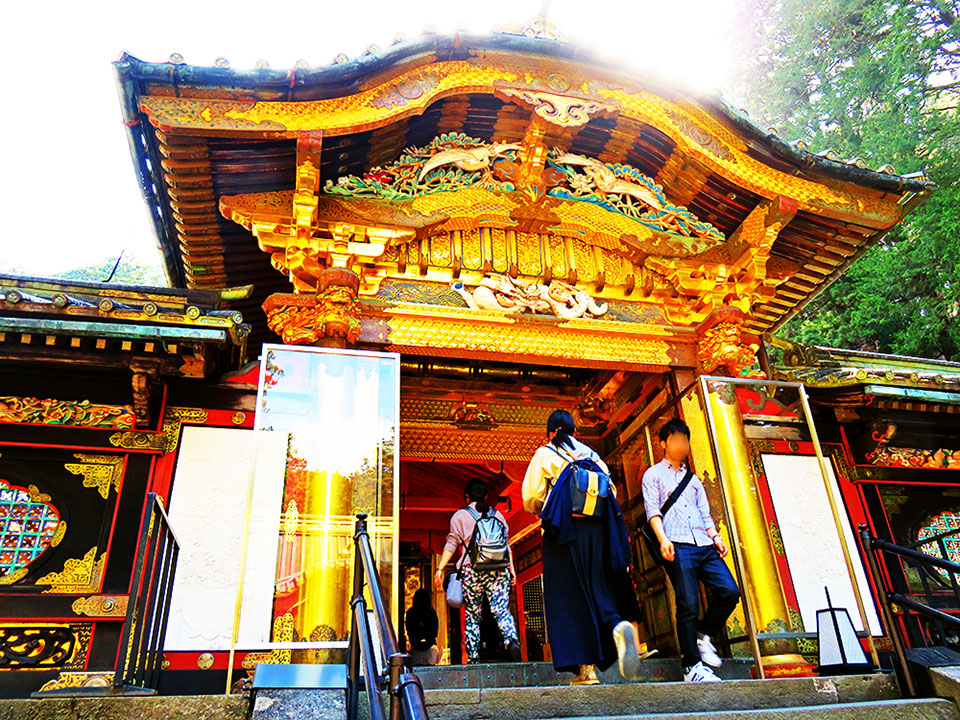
{"left": 423, "top": 673, "right": 903, "bottom": 720}
{"left": 251, "top": 689, "right": 346, "bottom": 720}
{"left": 0, "top": 695, "right": 249, "bottom": 720}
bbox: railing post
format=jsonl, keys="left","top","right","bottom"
{"left": 395, "top": 671, "right": 429, "bottom": 720}
{"left": 114, "top": 494, "right": 156, "bottom": 688}
{"left": 858, "top": 524, "right": 916, "bottom": 696}
{"left": 350, "top": 511, "right": 429, "bottom": 720}
{"left": 388, "top": 653, "right": 405, "bottom": 720}
{"left": 347, "top": 513, "right": 368, "bottom": 720}
{"left": 110, "top": 493, "right": 179, "bottom": 695}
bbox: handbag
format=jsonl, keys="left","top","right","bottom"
{"left": 445, "top": 571, "right": 464, "bottom": 608}
{"left": 546, "top": 445, "right": 611, "bottom": 517}
{"left": 640, "top": 468, "right": 693, "bottom": 566}
{"left": 445, "top": 538, "right": 469, "bottom": 608}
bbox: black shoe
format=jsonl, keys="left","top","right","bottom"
{"left": 507, "top": 640, "right": 522, "bottom": 662}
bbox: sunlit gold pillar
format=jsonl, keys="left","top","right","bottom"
{"left": 300, "top": 468, "right": 353, "bottom": 648}
{"left": 702, "top": 378, "right": 808, "bottom": 673}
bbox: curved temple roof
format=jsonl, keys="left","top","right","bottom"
{"left": 114, "top": 31, "right": 935, "bottom": 354}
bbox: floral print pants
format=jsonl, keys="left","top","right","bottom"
{"left": 461, "top": 564, "right": 518, "bottom": 661}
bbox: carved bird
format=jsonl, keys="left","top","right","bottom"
{"left": 417, "top": 142, "right": 521, "bottom": 182}
{"left": 554, "top": 153, "right": 664, "bottom": 212}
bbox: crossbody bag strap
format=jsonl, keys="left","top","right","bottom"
{"left": 457, "top": 506, "right": 481, "bottom": 571}
{"left": 545, "top": 444, "right": 576, "bottom": 489}
{"left": 545, "top": 443, "right": 574, "bottom": 466}
{"left": 658, "top": 469, "right": 694, "bottom": 520}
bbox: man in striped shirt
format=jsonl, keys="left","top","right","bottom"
{"left": 642, "top": 418, "right": 740, "bottom": 683}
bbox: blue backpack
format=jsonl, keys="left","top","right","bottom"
{"left": 547, "top": 445, "right": 612, "bottom": 517}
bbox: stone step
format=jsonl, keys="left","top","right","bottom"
{"left": 536, "top": 699, "right": 959, "bottom": 720}
{"left": 416, "top": 660, "right": 754, "bottom": 689}
{"left": 424, "top": 674, "right": 901, "bottom": 720}
{"left": 0, "top": 695, "right": 248, "bottom": 720}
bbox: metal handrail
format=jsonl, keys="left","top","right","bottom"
{"left": 115, "top": 492, "right": 180, "bottom": 692}
{"left": 858, "top": 524, "right": 960, "bottom": 696}
{"left": 907, "top": 525, "right": 960, "bottom": 550}
{"left": 347, "top": 513, "right": 429, "bottom": 720}
{"left": 871, "top": 534, "right": 960, "bottom": 575}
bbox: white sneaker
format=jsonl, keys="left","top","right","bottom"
{"left": 613, "top": 621, "right": 658, "bottom": 680}
{"left": 684, "top": 661, "right": 721, "bottom": 682}
{"left": 697, "top": 635, "right": 722, "bottom": 668}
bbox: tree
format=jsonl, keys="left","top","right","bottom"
{"left": 729, "top": 0, "right": 960, "bottom": 360}
{"left": 55, "top": 255, "right": 166, "bottom": 286}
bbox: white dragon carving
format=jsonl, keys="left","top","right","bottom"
{"left": 451, "top": 275, "right": 608, "bottom": 319}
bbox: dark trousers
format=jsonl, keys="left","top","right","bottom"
{"left": 664, "top": 542, "right": 740, "bottom": 668}
{"left": 542, "top": 517, "right": 625, "bottom": 673}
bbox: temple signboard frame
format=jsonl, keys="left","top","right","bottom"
{"left": 226, "top": 345, "right": 400, "bottom": 693}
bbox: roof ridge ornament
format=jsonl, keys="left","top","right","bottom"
{"left": 496, "top": 17, "right": 566, "bottom": 42}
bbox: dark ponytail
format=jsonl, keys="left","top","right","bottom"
{"left": 547, "top": 409, "right": 576, "bottom": 450}
{"left": 465, "top": 477, "right": 490, "bottom": 514}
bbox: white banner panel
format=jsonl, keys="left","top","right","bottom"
{"left": 761, "top": 453, "right": 881, "bottom": 634}
{"left": 164, "top": 426, "right": 287, "bottom": 651}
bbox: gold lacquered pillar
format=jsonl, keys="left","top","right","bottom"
{"left": 702, "top": 378, "right": 808, "bottom": 672}
{"left": 300, "top": 468, "right": 353, "bottom": 649}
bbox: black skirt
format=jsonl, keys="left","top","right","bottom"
{"left": 541, "top": 515, "right": 640, "bottom": 673}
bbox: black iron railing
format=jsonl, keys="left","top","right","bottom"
{"left": 858, "top": 524, "right": 960, "bottom": 694}
{"left": 347, "top": 513, "right": 429, "bottom": 720}
{"left": 114, "top": 492, "right": 180, "bottom": 693}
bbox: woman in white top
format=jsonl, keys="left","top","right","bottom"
{"left": 522, "top": 409, "right": 648, "bottom": 685}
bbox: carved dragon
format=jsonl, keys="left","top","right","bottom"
{"left": 451, "top": 275, "right": 608, "bottom": 319}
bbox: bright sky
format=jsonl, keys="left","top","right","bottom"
{"left": 261, "top": 348, "right": 396, "bottom": 476}
{"left": 0, "top": 0, "right": 739, "bottom": 283}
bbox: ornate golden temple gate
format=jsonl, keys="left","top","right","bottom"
{"left": 167, "top": 47, "right": 911, "bottom": 674}
{"left": 211, "top": 121, "right": 859, "bottom": 674}
{"left": 386, "top": 351, "right": 879, "bottom": 677}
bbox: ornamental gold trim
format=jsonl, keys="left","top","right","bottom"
{"left": 241, "top": 612, "right": 295, "bottom": 668}
{"left": 228, "top": 175, "right": 794, "bottom": 327}
{"left": 64, "top": 454, "right": 124, "bottom": 500}
{"left": 0, "top": 568, "right": 28, "bottom": 585}
{"left": 494, "top": 88, "right": 617, "bottom": 127}
{"left": 375, "top": 303, "right": 685, "bottom": 369}
{"left": 0, "top": 623, "right": 92, "bottom": 671}
{"left": 36, "top": 547, "right": 105, "bottom": 594}
{"left": 140, "top": 57, "right": 900, "bottom": 226}
{"left": 51, "top": 520, "right": 66, "bottom": 548}
{"left": 37, "top": 671, "right": 113, "bottom": 691}
{"left": 70, "top": 595, "right": 128, "bottom": 618}
{"left": 161, "top": 407, "right": 209, "bottom": 453}
{"left": 0, "top": 396, "right": 135, "bottom": 429}
{"left": 108, "top": 430, "right": 167, "bottom": 451}
{"left": 401, "top": 425, "right": 544, "bottom": 462}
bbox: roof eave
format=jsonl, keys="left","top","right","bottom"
{"left": 117, "top": 35, "right": 935, "bottom": 194}
{"left": 113, "top": 56, "right": 185, "bottom": 288}
{"left": 764, "top": 182, "right": 935, "bottom": 335}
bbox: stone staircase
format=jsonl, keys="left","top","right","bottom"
{"left": 4, "top": 662, "right": 960, "bottom": 720}
{"left": 416, "top": 661, "right": 960, "bottom": 720}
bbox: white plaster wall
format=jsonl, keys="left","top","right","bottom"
{"left": 164, "top": 426, "right": 287, "bottom": 651}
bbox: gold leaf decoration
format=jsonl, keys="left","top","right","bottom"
{"left": 36, "top": 547, "right": 105, "bottom": 594}
{"left": 64, "top": 454, "right": 124, "bottom": 500}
